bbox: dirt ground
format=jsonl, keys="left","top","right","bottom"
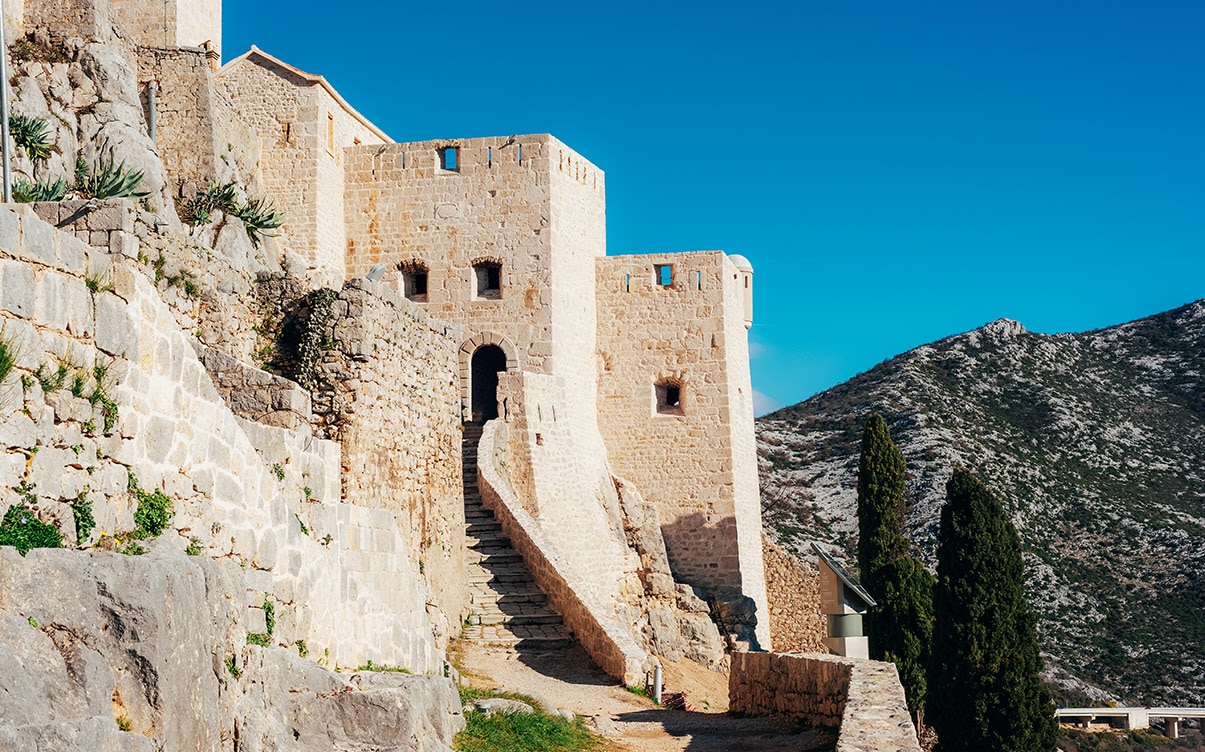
{"left": 456, "top": 641, "right": 835, "bottom": 752}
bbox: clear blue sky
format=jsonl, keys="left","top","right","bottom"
{"left": 225, "top": 1, "right": 1205, "bottom": 414}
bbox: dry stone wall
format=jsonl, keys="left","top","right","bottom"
{"left": 107, "top": 0, "right": 221, "bottom": 57}
{"left": 596, "top": 251, "right": 770, "bottom": 648}
{"left": 309, "top": 278, "right": 468, "bottom": 626}
{"left": 762, "top": 535, "right": 826, "bottom": 652}
{"left": 0, "top": 205, "right": 449, "bottom": 673}
{"left": 729, "top": 652, "right": 921, "bottom": 752}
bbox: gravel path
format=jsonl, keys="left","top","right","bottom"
{"left": 457, "top": 641, "right": 836, "bottom": 751}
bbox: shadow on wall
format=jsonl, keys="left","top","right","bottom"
{"left": 660, "top": 513, "right": 764, "bottom": 652}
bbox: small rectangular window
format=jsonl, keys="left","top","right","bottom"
{"left": 655, "top": 379, "right": 684, "bottom": 416}
{"left": 473, "top": 261, "right": 502, "bottom": 299}
{"left": 655, "top": 264, "right": 674, "bottom": 288}
{"left": 625, "top": 273, "right": 631, "bottom": 292}
{"left": 439, "top": 146, "right": 459, "bottom": 171}
{"left": 326, "top": 113, "right": 335, "bottom": 153}
{"left": 403, "top": 271, "right": 428, "bottom": 301}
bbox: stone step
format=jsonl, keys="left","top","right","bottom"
{"left": 473, "top": 612, "right": 564, "bottom": 627}
{"left": 467, "top": 569, "right": 534, "bottom": 584}
{"left": 466, "top": 549, "right": 523, "bottom": 565}
{"left": 468, "top": 583, "right": 548, "bottom": 601}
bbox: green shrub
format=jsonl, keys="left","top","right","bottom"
{"left": 71, "top": 493, "right": 95, "bottom": 545}
{"left": 185, "top": 536, "right": 201, "bottom": 556}
{"left": 12, "top": 176, "right": 68, "bottom": 202}
{"left": 133, "top": 486, "right": 173, "bottom": 537}
{"left": 0, "top": 503, "right": 63, "bottom": 555}
{"left": 9, "top": 115, "right": 53, "bottom": 162}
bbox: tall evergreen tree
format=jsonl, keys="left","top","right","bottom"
{"left": 928, "top": 468, "right": 1057, "bottom": 752}
{"left": 856, "top": 413, "right": 933, "bottom": 723}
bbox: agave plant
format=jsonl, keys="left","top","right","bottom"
{"left": 232, "top": 197, "right": 284, "bottom": 246}
{"left": 75, "top": 155, "right": 149, "bottom": 200}
{"left": 9, "top": 115, "right": 53, "bottom": 162}
{"left": 12, "top": 176, "right": 68, "bottom": 203}
{"left": 176, "top": 181, "right": 239, "bottom": 226}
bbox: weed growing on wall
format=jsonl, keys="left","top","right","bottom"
{"left": 247, "top": 598, "right": 275, "bottom": 646}
{"left": 357, "top": 659, "right": 411, "bottom": 673}
{"left": 0, "top": 489, "right": 63, "bottom": 555}
{"left": 185, "top": 537, "right": 201, "bottom": 556}
{"left": 71, "top": 492, "right": 95, "bottom": 545}
{"left": 0, "top": 332, "right": 15, "bottom": 384}
{"left": 225, "top": 656, "right": 242, "bottom": 679}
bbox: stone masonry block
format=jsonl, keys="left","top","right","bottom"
{"left": 58, "top": 232, "right": 88, "bottom": 273}
{"left": 0, "top": 259, "right": 35, "bottom": 316}
{"left": 20, "top": 214, "right": 57, "bottom": 266}
{"left": 0, "top": 208, "right": 19, "bottom": 251}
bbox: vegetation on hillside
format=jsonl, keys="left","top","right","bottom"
{"left": 757, "top": 301, "right": 1205, "bottom": 705}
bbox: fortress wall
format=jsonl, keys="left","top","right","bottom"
{"left": 595, "top": 250, "right": 770, "bottom": 645}
{"left": 345, "top": 135, "right": 569, "bottom": 387}
{"left": 547, "top": 141, "right": 607, "bottom": 457}
{"left": 729, "top": 652, "right": 921, "bottom": 752}
{"left": 477, "top": 400, "right": 651, "bottom": 686}
{"left": 135, "top": 46, "right": 218, "bottom": 188}
{"left": 106, "top": 0, "right": 219, "bottom": 54}
{"left": 24, "top": 0, "right": 113, "bottom": 44}
{"left": 309, "top": 279, "right": 468, "bottom": 626}
{"left": 216, "top": 57, "right": 384, "bottom": 289}
{"left": 0, "top": 206, "right": 446, "bottom": 673}
{"left": 718, "top": 253, "right": 771, "bottom": 646}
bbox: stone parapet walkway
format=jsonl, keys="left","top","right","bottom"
{"left": 461, "top": 423, "right": 573, "bottom": 649}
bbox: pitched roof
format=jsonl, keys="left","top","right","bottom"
{"left": 811, "top": 542, "right": 877, "bottom": 607}
{"left": 218, "top": 46, "right": 393, "bottom": 144}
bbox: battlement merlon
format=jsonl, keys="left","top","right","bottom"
{"left": 345, "top": 134, "right": 603, "bottom": 193}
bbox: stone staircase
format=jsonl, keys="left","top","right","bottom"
{"left": 461, "top": 423, "right": 573, "bottom": 649}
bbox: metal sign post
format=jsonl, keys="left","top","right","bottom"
{"left": 0, "top": 8, "right": 11, "bottom": 203}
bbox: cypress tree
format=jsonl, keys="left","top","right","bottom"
{"left": 928, "top": 468, "right": 1057, "bottom": 752}
{"left": 855, "top": 413, "right": 933, "bottom": 723}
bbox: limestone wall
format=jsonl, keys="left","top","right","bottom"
{"left": 344, "top": 134, "right": 606, "bottom": 421}
{"left": 135, "top": 46, "right": 218, "bottom": 188}
{"left": 596, "top": 251, "right": 770, "bottom": 648}
{"left": 476, "top": 405, "right": 650, "bottom": 686}
{"left": 215, "top": 52, "right": 386, "bottom": 288}
{"left": 106, "top": 0, "right": 221, "bottom": 57}
{"left": 309, "top": 279, "right": 468, "bottom": 626}
{"left": 0, "top": 205, "right": 447, "bottom": 673}
{"left": 729, "top": 652, "right": 921, "bottom": 752}
{"left": 763, "top": 535, "right": 826, "bottom": 652}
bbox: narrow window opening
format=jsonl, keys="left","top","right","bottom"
{"left": 518, "top": 144, "right": 523, "bottom": 164}
{"left": 655, "top": 379, "right": 684, "bottom": 416}
{"left": 745, "top": 276, "right": 750, "bottom": 289}
{"left": 439, "top": 146, "right": 459, "bottom": 171}
{"left": 326, "top": 113, "right": 335, "bottom": 153}
{"left": 488, "top": 146, "right": 493, "bottom": 167}
{"left": 398, "top": 261, "right": 429, "bottom": 302}
{"left": 696, "top": 271, "right": 702, "bottom": 290}
{"left": 625, "top": 273, "right": 631, "bottom": 292}
{"left": 473, "top": 260, "right": 502, "bottom": 299}
{"left": 401, "top": 152, "right": 406, "bottom": 169}
{"left": 655, "top": 264, "right": 674, "bottom": 288}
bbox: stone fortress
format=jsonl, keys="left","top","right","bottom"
{"left": 0, "top": 0, "right": 921, "bottom": 748}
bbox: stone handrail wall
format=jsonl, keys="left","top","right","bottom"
{"left": 476, "top": 417, "right": 649, "bottom": 686}
{"left": 729, "top": 652, "right": 921, "bottom": 752}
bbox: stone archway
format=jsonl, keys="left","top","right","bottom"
{"left": 459, "top": 333, "right": 520, "bottom": 423}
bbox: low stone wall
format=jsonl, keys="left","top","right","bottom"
{"left": 477, "top": 416, "right": 649, "bottom": 686}
{"left": 194, "top": 343, "right": 310, "bottom": 430}
{"left": 729, "top": 652, "right": 921, "bottom": 752}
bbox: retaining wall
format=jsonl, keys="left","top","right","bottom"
{"left": 729, "top": 651, "right": 921, "bottom": 752}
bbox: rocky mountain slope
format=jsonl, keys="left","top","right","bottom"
{"left": 757, "top": 300, "right": 1205, "bottom": 706}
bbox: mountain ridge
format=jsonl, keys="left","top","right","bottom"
{"left": 757, "top": 298, "right": 1205, "bottom": 705}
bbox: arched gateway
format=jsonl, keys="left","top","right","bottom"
{"left": 458, "top": 333, "right": 520, "bottom": 423}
